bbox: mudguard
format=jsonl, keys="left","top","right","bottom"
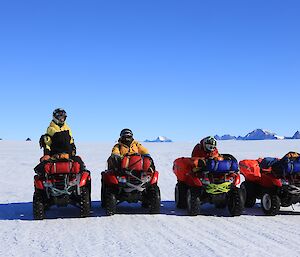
{"left": 150, "top": 171, "right": 159, "bottom": 185}
{"left": 102, "top": 170, "right": 119, "bottom": 185}
{"left": 34, "top": 175, "right": 44, "bottom": 190}
{"left": 235, "top": 173, "right": 245, "bottom": 187}
{"left": 260, "top": 173, "right": 282, "bottom": 188}
{"left": 185, "top": 175, "right": 202, "bottom": 187}
{"left": 79, "top": 171, "right": 91, "bottom": 187}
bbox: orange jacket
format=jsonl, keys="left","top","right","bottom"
{"left": 191, "top": 140, "right": 220, "bottom": 159}
{"left": 111, "top": 140, "right": 149, "bottom": 157}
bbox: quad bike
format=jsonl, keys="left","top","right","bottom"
{"left": 173, "top": 154, "right": 244, "bottom": 216}
{"left": 33, "top": 158, "right": 91, "bottom": 220}
{"left": 240, "top": 153, "right": 300, "bottom": 216}
{"left": 101, "top": 153, "right": 160, "bottom": 215}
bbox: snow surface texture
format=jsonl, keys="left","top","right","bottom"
{"left": 0, "top": 140, "right": 300, "bottom": 257}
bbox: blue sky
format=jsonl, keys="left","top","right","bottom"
{"left": 0, "top": 0, "right": 299, "bottom": 141}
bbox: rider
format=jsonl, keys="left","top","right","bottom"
{"left": 192, "top": 136, "right": 220, "bottom": 159}
{"left": 39, "top": 108, "right": 86, "bottom": 170}
{"left": 108, "top": 128, "right": 151, "bottom": 170}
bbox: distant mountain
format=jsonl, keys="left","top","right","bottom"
{"left": 292, "top": 131, "right": 300, "bottom": 139}
{"left": 145, "top": 136, "right": 172, "bottom": 142}
{"left": 215, "top": 129, "right": 285, "bottom": 141}
{"left": 214, "top": 134, "right": 236, "bottom": 140}
{"left": 26, "top": 138, "right": 31, "bottom": 141}
{"left": 242, "top": 129, "right": 284, "bottom": 140}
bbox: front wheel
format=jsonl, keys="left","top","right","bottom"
{"left": 241, "top": 181, "right": 257, "bottom": 208}
{"left": 215, "top": 202, "right": 227, "bottom": 209}
{"left": 105, "top": 189, "right": 117, "bottom": 216}
{"left": 261, "top": 193, "right": 281, "bottom": 216}
{"left": 186, "top": 187, "right": 200, "bottom": 216}
{"left": 80, "top": 186, "right": 91, "bottom": 218}
{"left": 228, "top": 188, "right": 244, "bottom": 216}
{"left": 175, "top": 182, "right": 187, "bottom": 209}
{"left": 148, "top": 185, "right": 161, "bottom": 214}
{"left": 33, "top": 190, "right": 45, "bottom": 220}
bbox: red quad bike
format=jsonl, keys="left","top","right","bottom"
{"left": 173, "top": 154, "right": 245, "bottom": 216}
{"left": 239, "top": 155, "right": 300, "bottom": 216}
{"left": 101, "top": 154, "right": 160, "bottom": 215}
{"left": 33, "top": 158, "right": 91, "bottom": 220}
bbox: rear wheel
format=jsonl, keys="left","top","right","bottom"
{"left": 33, "top": 190, "right": 45, "bottom": 220}
{"left": 80, "top": 186, "right": 91, "bottom": 218}
{"left": 228, "top": 188, "right": 243, "bottom": 216}
{"left": 261, "top": 193, "right": 281, "bottom": 216}
{"left": 175, "top": 182, "right": 187, "bottom": 209}
{"left": 186, "top": 187, "right": 200, "bottom": 216}
{"left": 215, "top": 202, "right": 227, "bottom": 209}
{"left": 105, "top": 189, "right": 117, "bottom": 216}
{"left": 101, "top": 179, "right": 106, "bottom": 208}
{"left": 148, "top": 185, "right": 161, "bottom": 214}
{"left": 87, "top": 180, "right": 92, "bottom": 208}
{"left": 241, "top": 181, "right": 257, "bottom": 208}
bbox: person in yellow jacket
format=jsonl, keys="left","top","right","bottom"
{"left": 112, "top": 128, "right": 149, "bottom": 156}
{"left": 108, "top": 128, "right": 152, "bottom": 170}
{"left": 39, "top": 108, "right": 85, "bottom": 170}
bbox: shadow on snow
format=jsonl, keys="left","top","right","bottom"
{"left": 0, "top": 201, "right": 299, "bottom": 221}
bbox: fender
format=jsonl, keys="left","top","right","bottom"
{"left": 34, "top": 175, "right": 44, "bottom": 190}
{"left": 102, "top": 170, "right": 119, "bottom": 185}
{"left": 234, "top": 173, "right": 245, "bottom": 187}
{"left": 185, "top": 175, "right": 202, "bottom": 187}
{"left": 260, "top": 173, "right": 282, "bottom": 188}
{"left": 79, "top": 171, "right": 91, "bottom": 187}
{"left": 150, "top": 171, "right": 159, "bottom": 185}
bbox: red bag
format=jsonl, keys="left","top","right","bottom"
{"left": 239, "top": 159, "right": 261, "bottom": 181}
{"left": 121, "top": 155, "right": 151, "bottom": 171}
{"left": 44, "top": 161, "right": 81, "bottom": 174}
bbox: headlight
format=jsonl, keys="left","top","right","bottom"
{"left": 141, "top": 174, "right": 151, "bottom": 183}
{"left": 43, "top": 181, "right": 53, "bottom": 187}
{"left": 117, "top": 176, "right": 127, "bottom": 183}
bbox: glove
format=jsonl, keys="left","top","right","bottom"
{"left": 40, "top": 155, "right": 51, "bottom": 162}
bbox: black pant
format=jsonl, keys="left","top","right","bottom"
{"left": 107, "top": 155, "right": 122, "bottom": 171}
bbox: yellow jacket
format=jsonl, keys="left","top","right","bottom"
{"left": 43, "top": 121, "right": 74, "bottom": 155}
{"left": 111, "top": 140, "right": 149, "bottom": 157}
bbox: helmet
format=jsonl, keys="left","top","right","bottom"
{"left": 53, "top": 108, "right": 67, "bottom": 125}
{"left": 120, "top": 128, "right": 133, "bottom": 144}
{"left": 120, "top": 128, "right": 133, "bottom": 138}
{"left": 202, "top": 136, "right": 217, "bottom": 152}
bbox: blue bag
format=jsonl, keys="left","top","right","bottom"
{"left": 281, "top": 157, "right": 300, "bottom": 174}
{"left": 206, "top": 159, "right": 239, "bottom": 173}
{"left": 260, "top": 157, "right": 278, "bottom": 169}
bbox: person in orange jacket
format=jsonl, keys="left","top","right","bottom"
{"left": 108, "top": 128, "right": 151, "bottom": 170}
{"left": 192, "top": 136, "right": 220, "bottom": 159}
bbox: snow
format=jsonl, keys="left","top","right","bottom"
{"left": 1, "top": 140, "right": 300, "bottom": 257}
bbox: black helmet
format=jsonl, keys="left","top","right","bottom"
{"left": 120, "top": 128, "right": 133, "bottom": 138}
{"left": 53, "top": 108, "right": 67, "bottom": 125}
{"left": 120, "top": 128, "right": 133, "bottom": 145}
